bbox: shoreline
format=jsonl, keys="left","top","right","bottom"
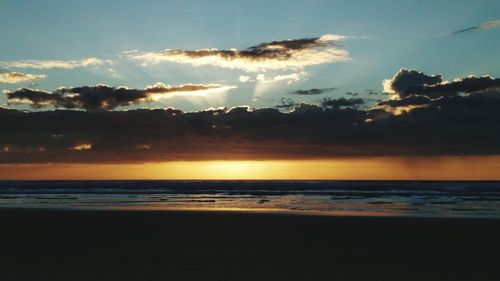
{"left": 2, "top": 205, "right": 500, "bottom": 220}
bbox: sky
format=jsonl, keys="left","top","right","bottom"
{"left": 0, "top": 0, "right": 500, "bottom": 179}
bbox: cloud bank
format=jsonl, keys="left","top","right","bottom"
{"left": 128, "top": 34, "right": 349, "bottom": 72}
{"left": 0, "top": 71, "right": 46, "bottom": 84}
{"left": 5, "top": 83, "right": 234, "bottom": 110}
{"left": 1, "top": 69, "right": 499, "bottom": 163}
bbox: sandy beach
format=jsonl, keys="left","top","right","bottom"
{"left": 0, "top": 208, "right": 499, "bottom": 281}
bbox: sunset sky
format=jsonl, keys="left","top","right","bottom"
{"left": 1, "top": 0, "right": 500, "bottom": 179}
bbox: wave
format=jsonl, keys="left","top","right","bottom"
{"left": 0, "top": 180, "right": 499, "bottom": 217}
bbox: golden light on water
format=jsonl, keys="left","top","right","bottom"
{"left": 1, "top": 156, "right": 500, "bottom": 180}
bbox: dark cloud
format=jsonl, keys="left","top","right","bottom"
{"left": 5, "top": 83, "right": 233, "bottom": 111}
{"left": 383, "top": 68, "right": 500, "bottom": 100}
{"left": 377, "top": 69, "right": 500, "bottom": 118}
{"left": 377, "top": 95, "right": 431, "bottom": 108}
{"left": 6, "top": 86, "right": 147, "bottom": 110}
{"left": 0, "top": 104, "right": 368, "bottom": 163}
{"left": 377, "top": 89, "right": 500, "bottom": 111}
{"left": 129, "top": 34, "right": 349, "bottom": 72}
{"left": 1, "top": 90, "right": 500, "bottom": 163}
{"left": 451, "top": 26, "right": 480, "bottom": 35}
{"left": 2, "top": 70, "right": 500, "bottom": 163}
{"left": 451, "top": 19, "right": 500, "bottom": 35}
{"left": 383, "top": 68, "right": 443, "bottom": 98}
{"left": 185, "top": 38, "right": 320, "bottom": 59}
{"left": 365, "top": 90, "right": 379, "bottom": 95}
{"left": 289, "top": 87, "right": 336, "bottom": 95}
{"left": 274, "top": 97, "right": 364, "bottom": 111}
{"left": 405, "top": 75, "right": 500, "bottom": 98}
{"left": 321, "top": 97, "right": 365, "bottom": 109}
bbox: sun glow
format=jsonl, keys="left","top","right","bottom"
{"left": 1, "top": 157, "right": 500, "bottom": 180}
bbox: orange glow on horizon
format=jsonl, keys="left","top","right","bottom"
{"left": 1, "top": 156, "right": 500, "bottom": 180}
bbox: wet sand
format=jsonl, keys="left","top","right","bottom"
{"left": 0, "top": 208, "right": 499, "bottom": 281}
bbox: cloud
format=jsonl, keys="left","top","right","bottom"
{"left": 452, "top": 19, "right": 500, "bottom": 35}
{"left": 0, "top": 71, "right": 46, "bottom": 84}
{"left": 377, "top": 95, "right": 431, "bottom": 108}
{"left": 2, "top": 86, "right": 500, "bottom": 163}
{"left": 377, "top": 69, "right": 500, "bottom": 115}
{"left": 255, "top": 71, "right": 308, "bottom": 85}
{"left": 374, "top": 87, "right": 500, "bottom": 116}
{"left": 276, "top": 96, "right": 365, "bottom": 111}
{"left": 375, "top": 95, "right": 432, "bottom": 115}
{"left": 240, "top": 72, "right": 308, "bottom": 85}
{"left": 0, "top": 58, "right": 111, "bottom": 69}
{"left": 2, "top": 70, "right": 500, "bottom": 163}
{"left": 289, "top": 87, "right": 336, "bottom": 96}
{"left": 365, "top": 90, "right": 379, "bottom": 95}
{"left": 127, "top": 34, "right": 350, "bottom": 72}
{"left": 269, "top": 72, "right": 308, "bottom": 84}
{"left": 480, "top": 19, "right": 500, "bottom": 29}
{"left": 5, "top": 83, "right": 235, "bottom": 110}
{"left": 145, "top": 82, "right": 235, "bottom": 97}
{"left": 321, "top": 97, "right": 365, "bottom": 109}
{"left": 239, "top": 76, "right": 251, "bottom": 83}
{"left": 383, "top": 68, "right": 443, "bottom": 98}
{"left": 404, "top": 75, "right": 500, "bottom": 98}
{"left": 383, "top": 68, "right": 500, "bottom": 100}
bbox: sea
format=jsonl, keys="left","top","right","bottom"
{"left": 0, "top": 180, "right": 499, "bottom": 217}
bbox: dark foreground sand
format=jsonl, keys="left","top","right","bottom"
{"left": 0, "top": 208, "right": 499, "bottom": 281}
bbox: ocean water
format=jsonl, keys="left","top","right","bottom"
{"left": 0, "top": 180, "right": 499, "bottom": 217}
